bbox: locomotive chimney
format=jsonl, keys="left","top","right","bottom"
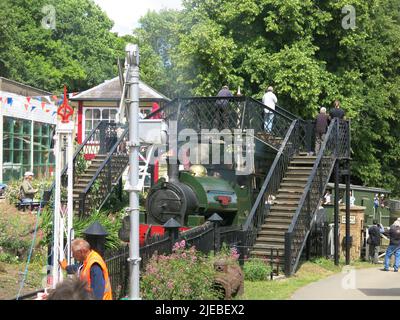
{"left": 167, "top": 157, "right": 179, "bottom": 183}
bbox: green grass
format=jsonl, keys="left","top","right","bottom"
{"left": 240, "top": 257, "right": 378, "bottom": 300}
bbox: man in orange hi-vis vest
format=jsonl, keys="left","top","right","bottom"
{"left": 60, "top": 238, "right": 112, "bottom": 300}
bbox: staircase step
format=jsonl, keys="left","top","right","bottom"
{"left": 275, "top": 193, "right": 302, "bottom": 199}
{"left": 270, "top": 205, "right": 298, "bottom": 211}
{"left": 258, "top": 230, "right": 286, "bottom": 237}
{"left": 264, "top": 216, "right": 292, "bottom": 224}
{"left": 268, "top": 212, "right": 295, "bottom": 218}
{"left": 277, "top": 188, "right": 304, "bottom": 194}
{"left": 287, "top": 166, "right": 314, "bottom": 171}
{"left": 261, "top": 224, "right": 288, "bottom": 230}
{"left": 292, "top": 155, "right": 317, "bottom": 160}
{"left": 253, "top": 243, "right": 284, "bottom": 250}
{"left": 290, "top": 159, "right": 315, "bottom": 164}
{"left": 74, "top": 183, "right": 88, "bottom": 188}
{"left": 271, "top": 200, "right": 298, "bottom": 206}
{"left": 280, "top": 182, "right": 306, "bottom": 188}
{"left": 250, "top": 250, "right": 285, "bottom": 258}
{"left": 285, "top": 172, "right": 310, "bottom": 178}
{"left": 256, "top": 236, "right": 285, "bottom": 243}
{"left": 282, "top": 177, "right": 308, "bottom": 183}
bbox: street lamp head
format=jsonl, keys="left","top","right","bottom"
{"left": 125, "top": 43, "right": 140, "bottom": 66}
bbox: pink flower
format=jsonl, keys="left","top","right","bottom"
{"left": 167, "top": 281, "right": 174, "bottom": 289}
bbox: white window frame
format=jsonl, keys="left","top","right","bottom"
{"left": 82, "top": 107, "right": 118, "bottom": 140}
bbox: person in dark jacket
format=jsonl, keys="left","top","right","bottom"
{"left": 215, "top": 85, "right": 233, "bottom": 129}
{"left": 314, "top": 107, "right": 329, "bottom": 155}
{"left": 368, "top": 220, "right": 382, "bottom": 264}
{"left": 329, "top": 100, "right": 345, "bottom": 120}
{"left": 383, "top": 224, "right": 400, "bottom": 271}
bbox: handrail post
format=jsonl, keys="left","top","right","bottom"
{"left": 284, "top": 232, "right": 292, "bottom": 276}
{"left": 99, "top": 121, "right": 107, "bottom": 154}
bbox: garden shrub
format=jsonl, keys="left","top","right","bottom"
{"left": 140, "top": 240, "right": 222, "bottom": 300}
{"left": 0, "top": 203, "right": 40, "bottom": 258}
{"left": 73, "top": 209, "right": 124, "bottom": 250}
{"left": 243, "top": 258, "right": 272, "bottom": 281}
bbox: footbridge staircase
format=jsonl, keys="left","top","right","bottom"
{"left": 45, "top": 97, "right": 350, "bottom": 277}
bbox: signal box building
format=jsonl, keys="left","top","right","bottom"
{"left": 70, "top": 77, "right": 169, "bottom": 144}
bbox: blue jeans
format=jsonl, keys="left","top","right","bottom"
{"left": 384, "top": 245, "right": 400, "bottom": 271}
{"left": 264, "top": 112, "right": 274, "bottom": 133}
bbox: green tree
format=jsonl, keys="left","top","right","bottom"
{"left": 134, "top": 0, "right": 400, "bottom": 195}
{"left": 0, "top": 0, "right": 125, "bottom": 93}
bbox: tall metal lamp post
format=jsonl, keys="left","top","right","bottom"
{"left": 124, "top": 44, "right": 141, "bottom": 300}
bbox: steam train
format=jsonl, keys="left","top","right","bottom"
{"left": 146, "top": 164, "right": 251, "bottom": 227}
{"left": 143, "top": 137, "right": 274, "bottom": 231}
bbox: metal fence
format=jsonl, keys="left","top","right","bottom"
{"left": 103, "top": 220, "right": 245, "bottom": 299}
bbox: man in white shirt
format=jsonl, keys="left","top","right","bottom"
{"left": 262, "top": 86, "right": 278, "bottom": 133}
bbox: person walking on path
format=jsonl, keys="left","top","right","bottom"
{"left": 383, "top": 223, "right": 400, "bottom": 271}
{"left": 368, "top": 220, "right": 382, "bottom": 264}
{"left": 262, "top": 86, "right": 278, "bottom": 133}
{"left": 314, "top": 107, "right": 329, "bottom": 155}
{"left": 60, "top": 238, "right": 112, "bottom": 300}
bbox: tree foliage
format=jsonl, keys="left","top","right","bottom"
{"left": 135, "top": 0, "right": 400, "bottom": 195}
{"left": 0, "top": 0, "right": 126, "bottom": 92}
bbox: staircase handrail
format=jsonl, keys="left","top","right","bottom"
{"left": 78, "top": 125, "right": 129, "bottom": 215}
{"left": 285, "top": 118, "right": 346, "bottom": 275}
{"left": 44, "top": 120, "right": 107, "bottom": 202}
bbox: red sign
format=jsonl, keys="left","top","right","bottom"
{"left": 57, "top": 85, "right": 74, "bottom": 123}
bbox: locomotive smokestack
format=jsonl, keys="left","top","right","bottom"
{"left": 167, "top": 158, "right": 179, "bottom": 183}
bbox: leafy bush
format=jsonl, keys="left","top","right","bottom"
{"left": 243, "top": 258, "right": 272, "bottom": 281}
{"left": 0, "top": 203, "right": 41, "bottom": 258}
{"left": 0, "top": 252, "right": 20, "bottom": 264}
{"left": 140, "top": 240, "right": 221, "bottom": 300}
{"left": 73, "top": 209, "right": 124, "bottom": 250}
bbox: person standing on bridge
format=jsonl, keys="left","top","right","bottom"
{"left": 215, "top": 85, "right": 233, "bottom": 129}
{"left": 314, "top": 107, "right": 329, "bottom": 155}
{"left": 382, "top": 223, "right": 400, "bottom": 272}
{"left": 329, "top": 100, "right": 345, "bottom": 120}
{"left": 262, "top": 86, "right": 278, "bottom": 134}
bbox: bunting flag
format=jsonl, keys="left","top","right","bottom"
{"left": 52, "top": 95, "right": 58, "bottom": 101}
{"left": 26, "top": 97, "right": 31, "bottom": 103}
{"left": 31, "top": 106, "right": 37, "bottom": 112}
{"left": 52, "top": 111, "right": 57, "bottom": 116}
{"left": 41, "top": 102, "right": 46, "bottom": 110}
{"left": 7, "top": 97, "right": 13, "bottom": 106}
{"left": 24, "top": 104, "right": 28, "bottom": 111}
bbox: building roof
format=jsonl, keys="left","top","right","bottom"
{"left": 326, "top": 183, "right": 391, "bottom": 194}
{"left": 70, "top": 77, "right": 169, "bottom": 102}
{"left": 0, "top": 77, "right": 52, "bottom": 96}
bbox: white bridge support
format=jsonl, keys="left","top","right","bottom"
{"left": 52, "top": 121, "right": 74, "bottom": 288}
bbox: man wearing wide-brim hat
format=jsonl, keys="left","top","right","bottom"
{"left": 19, "top": 171, "right": 38, "bottom": 204}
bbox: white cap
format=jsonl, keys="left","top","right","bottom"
{"left": 24, "top": 171, "right": 34, "bottom": 177}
